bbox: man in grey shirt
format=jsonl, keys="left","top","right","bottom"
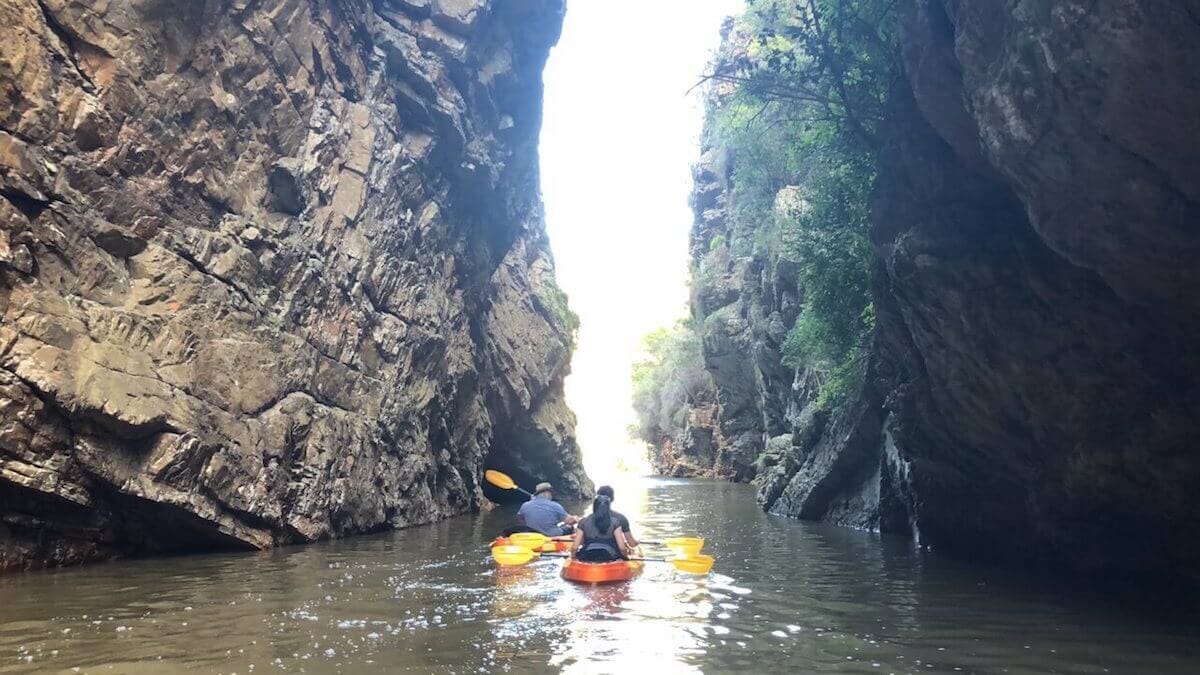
{"left": 517, "top": 482, "right": 580, "bottom": 536}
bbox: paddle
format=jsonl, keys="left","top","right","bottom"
{"left": 491, "top": 545, "right": 567, "bottom": 566}
{"left": 489, "top": 545, "right": 715, "bottom": 574}
{"left": 484, "top": 471, "right": 707, "bottom": 565}
{"left": 630, "top": 554, "right": 715, "bottom": 574}
{"left": 640, "top": 537, "right": 704, "bottom": 554}
{"left": 507, "top": 532, "right": 551, "bottom": 549}
{"left": 484, "top": 469, "right": 535, "bottom": 498}
{"left": 502, "top": 531, "right": 571, "bottom": 553}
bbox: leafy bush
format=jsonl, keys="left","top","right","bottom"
{"left": 534, "top": 279, "right": 580, "bottom": 344}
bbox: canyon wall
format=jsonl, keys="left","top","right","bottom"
{"left": 685, "top": 1, "right": 1200, "bottom": 579}
{"left": 683, "top": 124, "right": 806, "bottom": 484}
{"left": 640, "top": 21, "right": 808, "bottom": 483}
{"left": 0, "top": 0, "right": 590, "bottom": 571}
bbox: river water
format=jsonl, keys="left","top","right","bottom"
{"left": 1, "top": 478, "right": 1197, "bottom": 673}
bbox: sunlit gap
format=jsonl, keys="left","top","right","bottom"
{"left": 540, "top": 0, "right": 744, "bottom": 486}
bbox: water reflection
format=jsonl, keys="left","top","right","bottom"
{"left": 1, "top": 479, "right": 1197, "bottom": 673}
{"left": 547, "top": 564, "right": 719, "bottom": 673}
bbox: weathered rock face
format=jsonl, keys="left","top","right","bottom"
{"left": 0, "top": 0, "right": 590, "bottom": 572}
{"left": 758, "top": 0, "right": 1200, "bottom": 580}
{"left": 648, "top": 403, "right": 726, "bottom": 479}
{"left": 683, "top": 110, "right": 806, "bottom": 484}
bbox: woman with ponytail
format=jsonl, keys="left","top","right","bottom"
{"left": 572, "top": 494, "right": 632, "bottom": 562}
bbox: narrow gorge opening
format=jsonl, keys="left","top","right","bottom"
{"left": 538, "top": 0, "right": 741, "bottom": 484}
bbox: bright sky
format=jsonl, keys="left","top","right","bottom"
{"left": 540, "top": 0, "right": 743, "bottom": 483}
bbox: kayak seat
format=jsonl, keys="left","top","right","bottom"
{"left": 576, "top": 543, "right": 621, "bottom": 562}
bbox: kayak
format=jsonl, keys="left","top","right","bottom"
{"left": 561, "top": 557, "right": 643, "bottom": 584}
{"left": 491, "top": 536, "right": 571, "bottom": 553}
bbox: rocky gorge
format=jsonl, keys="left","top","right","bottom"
{"left": 656, "top": 0, "right": 1200, "bottom": 581}
{"left": 0, "top": 0, "right": 589, "bottom": 572}
{"left": 3, "top": 0, "right": 1198, "bottom": 588}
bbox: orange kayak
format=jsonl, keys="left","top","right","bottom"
{"left": 561, "top": 557, "right": 643, "bottom": 584}
{"left": 491, "top": 536, "right": 571, "bottom": 553}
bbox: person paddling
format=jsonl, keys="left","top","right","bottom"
{"left": 572, "top": 495, "right": 631, "bottom": 562}
{"left": 596, "top": 485, "right": 639, "bottom": 548}
{"left": 516, "top": 482, "right": 580, "bottom": 536}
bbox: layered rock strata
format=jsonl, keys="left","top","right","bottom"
{"left": 0, "top": 0, "right": 589, "bottom": 571}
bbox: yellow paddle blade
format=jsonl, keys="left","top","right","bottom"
{"left": 508, "top": 532, "right": 550, "bottom": 550}
{"left": 671, "top": 554, "right": 714, "bottom": 575}
{"left": 491, "top": 545, "right": 538, "bottom": 566}
{"left": 484, "top": 469, "right": 517, "bottom": 490}
{"left": 664, "top": 537, "right": 705, "bottom": 556}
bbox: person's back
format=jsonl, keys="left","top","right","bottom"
{"left": 573, "top": 495, "right": 628, "bottom": 562}
{"left": 517, "top": 498, "right": 567, "bottom": 535}
{"left": 516, "top": 482, "right": 574, "bottom": 536}
{"left": 579, "top": 514, "right": 619, "bottom": 551}
{"left": 596, "top": 485, "right": 638, "bottom": 548}
{"left": 610, "top": 509, "right": 631, "bottom": 538}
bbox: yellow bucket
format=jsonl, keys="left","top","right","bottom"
{"left": 508, "top": 532, "right": 550, "bottom": 550}
{"left": 672, "top": 554, "right": 715, "bottom": 575}
{"left": 664, "top": 537, "right": 705, "bottom": 556}
{"left": 491, "top": 545, "right": 538, "bottom": 566}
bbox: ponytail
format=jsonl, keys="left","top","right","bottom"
{"left": 593, "top": 495, "right": 612, "bottom": 533}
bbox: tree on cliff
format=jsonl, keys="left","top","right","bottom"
{"left": 701, "top": 0, "right": 899, "bottom": 405}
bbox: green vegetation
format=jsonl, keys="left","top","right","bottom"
{"left": 707, "top": 0, "right": 899, "bottom": 406}
{"left": 534, "top": 279, "right": 580, "bottom": 344}
{"left": 631, "top": 0, "right": 901, "bottom": 457}
{"left": 630, "top": 320, "right": 714, "bottom": 446}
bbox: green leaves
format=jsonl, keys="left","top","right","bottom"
{"left": 534, "top": 280, "right": 580, "bottom": 345}
{"left": 707, "top": 0, "right": 899, "bottom": 408}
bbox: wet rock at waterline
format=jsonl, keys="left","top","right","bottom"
{"left": 676, "top": 2, "right": 1200, "bottom": 580}
{"left": 0, "top": 0, "right": 589, "bottom": 572}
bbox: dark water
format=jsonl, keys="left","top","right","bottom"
{"left": 1, "top": 479, "right": 1197, "bottom": 673}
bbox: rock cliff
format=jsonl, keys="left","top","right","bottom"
{"left": 647, "top": 403, "right": 723, "bottom": 478}
{"left": 685, "top": 1, "right": 1200, "bottom": 580}
{"left": 869, "top": 0, "right": 1200, "bottom": 576}
{"left": 685, "top": 125, "right": 804, "bottom": 483}
{"left": 0, "top": 0, "right": 589, "bottom": 572}
{"left": 635, "top": 21, "right": 807, "bottom": 483}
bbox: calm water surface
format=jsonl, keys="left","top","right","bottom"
{"left": 1, "top": 479, "right": 1197, "bottom": 673}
